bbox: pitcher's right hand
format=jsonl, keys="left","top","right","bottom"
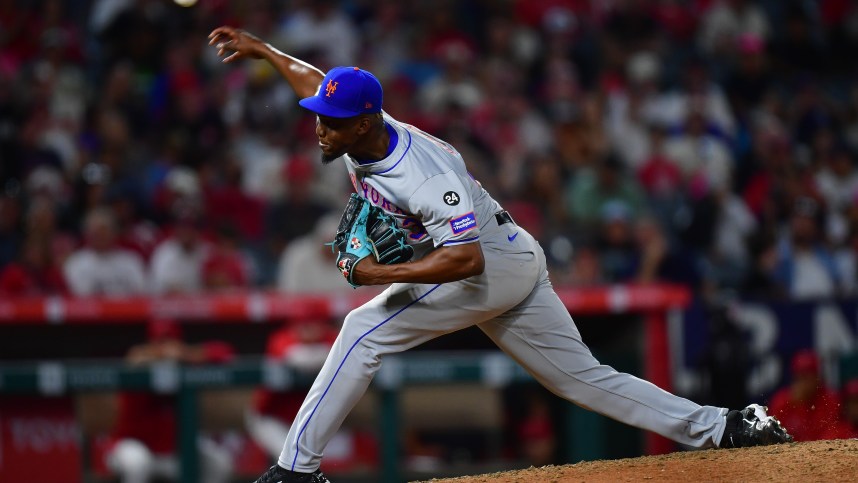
{"left": 208, "top": 26, "right": 265, "bottom": 63}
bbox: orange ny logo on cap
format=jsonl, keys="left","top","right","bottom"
{"left": 325, "top": 80, "right": 339, "bottom": 97}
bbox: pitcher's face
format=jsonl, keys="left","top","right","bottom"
{"left": 315, "top": 115, "right": 363, "bottom": 163}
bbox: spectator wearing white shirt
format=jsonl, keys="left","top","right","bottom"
{"left": 648, "top": 61, "right": 736, "bottom": 139}
{"left": 418, "top": 42, "right": 483, "bottom": 114}
{"left": 63, "top": 207, "right": 147, "bottom": 296}
{"left": 606, "top": 51, "right": 662, "bottom": 170}
{"left": 706, "top": 188, "right": 758, "bottom": 290}
{"left": 276, "top": 0, "right": 359, "bottom": 67}
{"left": 769, "top": 198, "right": 845, "bottom": 300}
{"left": 149, "top": 210, "right": 210, "bottom": 295}
{"left": 276, "top": 214, "right": 346, "bottom": 293}
{"left": 663, "top": 107, "right": 734, "bottom": 193}
{"left": 698, "top": 0, "right": 770, "bottom": 56}
{"left": 815, "top": 147, "right": 858, "bottom": 213}
{"left": 815, "top": 146, "right": 858, "bottom": 250}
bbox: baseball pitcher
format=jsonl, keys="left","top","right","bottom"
{"left": 207, "top": 27, "right": 792, "bottom": 483}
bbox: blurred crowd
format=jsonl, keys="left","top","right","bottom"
{"left": 2, "top": 0, "right": 858, "bottom": 301}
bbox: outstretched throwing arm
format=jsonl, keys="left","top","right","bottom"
{"left": 208, "top": 26, "right": 325, "bottom": 99}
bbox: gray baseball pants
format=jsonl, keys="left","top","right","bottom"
{"left": 279, "top": 215, "right": 728, "bottom": 472}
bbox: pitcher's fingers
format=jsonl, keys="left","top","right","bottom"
{"left": 223, "top": 51, "right": 241, "bottom": 63}
{"left": 208, "top": 26, "right": 232, "bottom": 39}
{"left": 213, "top": 33, "right": 236, "bottom": 45}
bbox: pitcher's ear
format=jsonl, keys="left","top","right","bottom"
{"left": 356, "top": 115, "right": 374, "bottom": 135}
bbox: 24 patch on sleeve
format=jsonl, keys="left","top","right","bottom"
{"left": 450, "top": 212, "right": 476, "bottom": 234}
{"left": 443, "top": 191, "right": 460, "bottom": 206}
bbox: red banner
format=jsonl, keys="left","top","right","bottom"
{"left": 0, "top": 285, "right": 689, "bottom": 324}
{"left": 0, "top": 396, "right": 81, "bottom": 483}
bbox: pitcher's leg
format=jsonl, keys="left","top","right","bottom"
{"left": 278, "top": 239, "right": 541, "bottom": 472}
{"left": 278, "top": 299, "right": 393, "bottom": 472}
{"left": 279, "top": 280, "right": 520, "bottom": 472}
{"left": 479, "top": 279, "right": 727, "bottom": 449}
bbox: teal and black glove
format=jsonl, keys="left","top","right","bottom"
{"left": 331, "top": 194, "right": 413, "bottom": 288}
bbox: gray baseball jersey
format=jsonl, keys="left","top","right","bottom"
{"left": 343, "top": 115, "right": 501, "bottom": 259}
{"left": 278, "top": 115, "right": 729, "bottom": 472}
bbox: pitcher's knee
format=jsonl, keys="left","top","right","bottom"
{"left": 340, "top": 306, "right": 410, "bottom": 374}
{"left": 342, "top": 308, "right": 376, "bottom": 334}
{"left": 341, "top": 309, "right": 387, "bottom": 351}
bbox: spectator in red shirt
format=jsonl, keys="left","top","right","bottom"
{"left": 105, "top": 319, "right": 235, "bottom": 483}
{"left": 767, "top": 349, "right": 841, "bottom": 442}
{"left": 0, "top": 234, "right": 66, "bottom": 295}
{"left": 109, "top": 189, "right": 161, "bottom": 263}
{"left": 246, "top": 319, "right": 377, "bottom": 474}
{"left": 821, "top": 378, "right": 858, "bottom": 440}
{"left": 516, "top": 391, "right": 557, "bottom": 466}
{"left": 201, "top": 224, "right": 251, "bottom": 290}
{"left": 202, "top": 159, "right": 265, "bottom": 242}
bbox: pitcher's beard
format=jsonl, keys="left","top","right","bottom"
{"left": 321, "top": 152, "right": 341, "bottom": 164}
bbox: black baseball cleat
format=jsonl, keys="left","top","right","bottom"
{"left": 719, "top": 404, "right": 794, "bottom": 448}
{"left": 253, "top": 465, "right": 330, "bottom": 483}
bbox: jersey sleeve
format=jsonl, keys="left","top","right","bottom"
{"left": 408, "top": 171, "right": 479, "bottom": 247}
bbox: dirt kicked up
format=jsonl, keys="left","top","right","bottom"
{"left": 420, "top": 439, "right": 858, "bottom": 483}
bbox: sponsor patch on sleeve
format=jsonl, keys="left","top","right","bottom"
{"left": 450, "top": 212, "right": 477, "bottom": 235}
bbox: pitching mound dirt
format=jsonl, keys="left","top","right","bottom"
{"left": 419, "top": 439, "right": 858, "bottom": 482}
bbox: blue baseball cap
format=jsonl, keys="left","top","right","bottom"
{"left": 299, "top": 66, "right": 383, "bottom": 118}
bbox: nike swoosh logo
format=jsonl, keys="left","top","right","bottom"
{"left": 507, "top": 232, "right": 518, "bottom": 242}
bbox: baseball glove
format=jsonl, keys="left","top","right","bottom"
{"left": 331, "top": 194, "right": 413, "bottom": 287}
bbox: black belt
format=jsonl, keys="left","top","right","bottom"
{"left": 495, "top": 210, "right": 514, "bottom": 226}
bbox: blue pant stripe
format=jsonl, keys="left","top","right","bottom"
{"left": 291, "top": 283, "right": 442, "bottom": 470}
